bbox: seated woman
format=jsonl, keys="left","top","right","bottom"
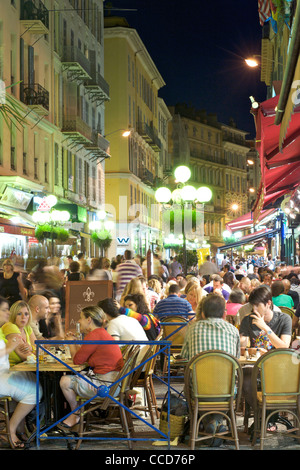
{"left": 226, "top": 288, "right": 246, "bottom": 316}
{"left": 59, "top": 305, "right": 124, "bottom": 430}
{"left": 121, "top": 293, "right": 161, "bottom": 340}
{"left": 271, "top": 280, "right": 294, "bottom": 309}
{"left": 0, "top": 296, "right": 42, "bottom": 448}
{"left": 2, "top": 300, "right": 37, "bottom": 366}
{"left": 39, "top": 291, "right": 64, "bottom": 340}
{"left": 185, "top": 283, "right": 205, "bottom": 314}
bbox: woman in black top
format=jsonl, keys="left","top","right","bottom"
{"left": 0, "top": 259, "right": 26, "bottom": 306}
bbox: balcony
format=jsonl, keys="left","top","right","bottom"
{"left": 137, "top": 122, "right": 161, "bottom": 152}
{"left": 21, "top": 83, "right": 49, "bottom": 115}
{"left": 61, "top": 46, "right": 92, "bottom": 82}
{"left": 20, "top": 0, "right": 49, "bottom": 35}
{"left": 84, "top": 131, "right": 111, "bottom": 162}
{"left": 84, "top": 72, "right": 110, "bottom": 105}
{"left": 139, "top": 168, "right": 154, "bottom": 186}
{"left": 61, "top": 116, "right": 92, "bottom": 145}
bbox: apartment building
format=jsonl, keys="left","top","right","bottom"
{"left": 104, "top": 16, "right": 166, "bottom": 257}
{"left": 0, "top": 0, "right": 109, "bottom": 263}
{"left": 168, "top": 104, "right": 250, "bottom": 254}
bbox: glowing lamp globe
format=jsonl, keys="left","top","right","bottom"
{"left": 174, "top": 166, "right": 191, "bottom": 183}
{"left": 155, "top": 187, "right": 172, "bottom": 203}
{"left": 171, "top": 188, "right": 183, "bottom": 204}
{"left": 223, "top": 230, "right": 231, "bottom": 239}
{"left": 97, "top": 210, "right": 107, "bottom": 220}
{"left": 180, "top": 185, "right": 197, "bottom": 202}
{"left": 196, "top": 186, "right": 212, "bottom": 203}
{"left": 45, "top": 195, "right": 57, "bottom": 208}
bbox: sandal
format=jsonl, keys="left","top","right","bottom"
{"left": 12, "top": 440, "right": 25, "bottom": 449}
{"left": 267, "top": 422, "right": 278, "bottom": 432}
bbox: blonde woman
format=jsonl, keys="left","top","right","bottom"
{"left": 120, "top": 277, "right": 150, "bottom": 309}
{"left": 2, "top": 300, "right": 37, "bottom": 366}
{"left": 186, "top": 284, "right": 204, "bottom": 313}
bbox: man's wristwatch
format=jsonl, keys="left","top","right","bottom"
{"left": 266, "top": 328, "right": 273, "bottom": 336}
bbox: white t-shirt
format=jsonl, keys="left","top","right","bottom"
{"left": 106, "top": 315, "right": 148, "bottom": 363}
{"left": 106, "top": 315, "right": 148, "bottom": 342}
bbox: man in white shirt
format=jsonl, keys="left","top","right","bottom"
{"left": 28, "top": 295, "right": 50, "bottom": 340}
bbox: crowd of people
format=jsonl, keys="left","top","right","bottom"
{"left": 0, "top": 248, "right": 299, "bottom": 448}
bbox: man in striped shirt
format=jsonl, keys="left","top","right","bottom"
{"left": 153, "top": 284, "right": 193, "bottom": 317}
{"left": 115, "top": 250, "right": 143, "bottom": 301}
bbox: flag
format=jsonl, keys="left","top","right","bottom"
{"left": 258, "top": 0, "right": 271, "bottom": 26}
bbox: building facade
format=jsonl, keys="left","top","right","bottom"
{"left": 0, "top": 0, "right": 109, "bottom": 267}
{"left": 167, "top": 104, "right": 251, "bottom": 254}
{"left": 104, "top": 16, "right": 166, "bottom": 257}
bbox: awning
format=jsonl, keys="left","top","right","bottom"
{"left": 218, "top": 228, "right": 280, "bottom": 252}
{"left": 252, "top": 94, "right": 300, "bottom": 223}
{"left": 0, "top": 217, "right": 36, "bottom": 237}
{"left": 226, "top": 208, "right": 277, "bottom": 231}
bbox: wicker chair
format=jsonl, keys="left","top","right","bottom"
{"left": 251, "top": 348, "right": 300, "bottom": 450}
{"left": 184, "top": 350, "right": 243, "bottom": 450}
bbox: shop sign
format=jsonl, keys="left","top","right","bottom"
{"left": 0, "top": 186, "right": 32, "bottom": 210}
{"left": 117, "top": 237, "right": 130, "bottom": 245}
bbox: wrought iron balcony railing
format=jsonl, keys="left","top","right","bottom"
{"left": 20, "top": 0, "right": 49, "bottom": 30}
{"left": 21, "top": 83, "right": 49, "bottom": 110}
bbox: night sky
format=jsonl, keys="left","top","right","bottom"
{"left": 105, "top": 0, "right": 267, "bottom": 138}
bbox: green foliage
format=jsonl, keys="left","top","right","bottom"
{"left": 91, "top": 230, "right": 113, "bottom": 250}
{"left": 35, "top": 224, "right": 69, "bottom": 242}
{"left": 177, "top": 247, "right": 198, "bottom": 268}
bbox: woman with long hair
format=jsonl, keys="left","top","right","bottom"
{"left": 2, "top": 300, "right": 36, "bottom": 366}
{"left": 0, "top": 296, "right": 42, "bottom": 448}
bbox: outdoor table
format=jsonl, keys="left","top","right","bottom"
{"left": 11, "top": 358, "right": 87, "bottom": 448}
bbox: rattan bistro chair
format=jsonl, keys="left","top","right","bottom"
{"left": 251, "top": 348, "right": 300, "bottom": 450}
{"left": 0, "top": 396, "right": 14, "bottom": 449}
{"left": 278, "top": 306, "right": 295, "bottom": 318}
{"left": 129, "top": 334, "right": 162, "bottom": 424}
{"left": 161, "top": 315, "right": 189, "bottom": 376}
{"left": 75, "top": 346, "right": 140, "bottom": 450}
{"left": 184, "top": 350, "right": 243, "bottom": 450}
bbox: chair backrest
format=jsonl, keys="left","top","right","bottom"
{"left": 278, "top": 306, "right": 295, "bottom": 318}
{"left": 252, "top": 348, "right": 300, "bottom": 398}
{"left": 101, "top": 345, "right": 140, "bottom": 409}
{"left": 184, "top": 350, "right": 242, "bottom": 404}
{"left": 161, "top": 315, "right": 189, "bottom": 348}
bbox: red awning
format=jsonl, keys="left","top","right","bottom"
{"left": 226, "top": 208, "right": 277, "bottom": 231}
{"left": 253, "top": 94, "right": 300, "bottom": 222}
{"left": 0, "top": 217, "right": 35, "bottom": 237}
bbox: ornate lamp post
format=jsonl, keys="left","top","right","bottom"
{"left": 155, "top": 165, "right": 212, "bottom": 275}
{"left": 32, "top": 195, "right": 70, "bottom": 259}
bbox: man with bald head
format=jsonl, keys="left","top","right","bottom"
{"left": 282, "top": 278, "right": 298, "bottom": 309}
{"left": 28, "top": 295, "right": 50, "bottom": 340}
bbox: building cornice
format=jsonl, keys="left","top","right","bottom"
{"left": 104, "top": 27, "right": 165, "bottom": 89}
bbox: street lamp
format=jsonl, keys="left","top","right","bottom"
{"left": 155, "top": 165, "right": 212, "bottom": 274}
{"left": 32, "top": 195, "right": 71, "bottom": 258}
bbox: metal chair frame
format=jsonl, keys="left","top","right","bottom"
{"left": 251, "top": 347, "right": 300, "bottom": 450}
{"left": 184, "top": 350, "right": 243, "bottom": 450}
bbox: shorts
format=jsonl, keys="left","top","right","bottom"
{"left": 70, "top": 370, "right": 120, "bottom": 398}
{"left": 0, "top": 371, "right": 43, "bottom": 405}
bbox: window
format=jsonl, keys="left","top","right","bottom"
{"left": 54, "top": 143, "right": 59, "bottom": 185}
